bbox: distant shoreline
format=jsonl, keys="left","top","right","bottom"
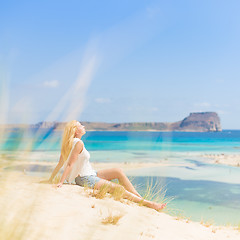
{"left": 1, "top": 128, "right": 240, "bottom": 132}
{"left": 0, "top": 112, "right": 223, "bottom": 132}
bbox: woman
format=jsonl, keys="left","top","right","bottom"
{"left": 45, "top": 120, "right": 166, "bottom": 211}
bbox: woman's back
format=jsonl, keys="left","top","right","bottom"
{"left": 65, "top": 138, "right": 96, "bottom": 183}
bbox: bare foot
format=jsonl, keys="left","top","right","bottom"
{"left": 147, "top": 201, "right": 167, "bottom": 211}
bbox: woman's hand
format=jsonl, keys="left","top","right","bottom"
{"left": 56, "top": 182, "right": 63, "bottom": 188}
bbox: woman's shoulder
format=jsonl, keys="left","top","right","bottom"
{"left": 73, "top": 138, "right": 84, "bottom": 146}
{"left": 72, "top": 138, "right": 84, "bottom": 153}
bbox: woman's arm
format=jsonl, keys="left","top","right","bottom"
{"left": 56, "top": 141, "right": 83, "bottom": 187}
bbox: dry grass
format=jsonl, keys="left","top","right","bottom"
{"left": 212, "top": 228, "right": 217, "bottom": 233}
{"left": 101, "top": 212, "right": 123, "bottom": 225}
{"left": 185, "top": 217, "right": 191, "bottom": 223}
{"left": 222, "top": 222, "right": 240, "bottom": 232}
{"left": 174, "top": 213, "right": 191, "bottom": 224}
{"left": 225, "top": 222, "right": 232, "bottom": 228}
{"left": 88, "top": 176, "right": 171, "bottom": 213}
{"left": 111, "top": 185, "right": 125, "bottom": 201}
{"left": 91, "top": 184, "right": 111, "bottom": 199}
{"left": 138, "top": 177, "right": 173, "bottom": 210}
{"left": 174, "top": 212, "right": 190, "bottom": 222}
{"left": 90, "top": 182, "right": 125, "bottom": 201}
{"left": 230, "top": 222, "right": 240, "bottom": 232}
{"left": 200, "top": 218, "right": 214, "bottom": 228}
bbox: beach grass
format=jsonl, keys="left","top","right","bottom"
{"left": 174, "top": 212, "right": 191, "bottom": 222}
{"left": 101, "top": 211, "right": 123, "bottom": 225}
{"left": 138, "top": 177, "right": 173, "bottom": 211}
{"left": 90, "top": 183, "right": 126, "bottom": 202}
{"left": 91, "top": 183, "right": 110, "bottom": 199}
{"left": 200, "top": 217, "right": 215, "bottom": 228}
{"left": 86, "top": 175, "right": 171, "bottom": 213}
{"left": 111, "top": 185, "right": 126, "bottom": 201}
{"left": 89, "top": 177, "right": 170, "bottom": 210}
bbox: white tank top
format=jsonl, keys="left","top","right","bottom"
{"left": 65, "top": 138, "right": 96, "bottom": 183}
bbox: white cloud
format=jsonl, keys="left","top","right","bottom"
{"left": 43, "top": 80, "right": 59, "bottom": 88}
{"left": 95, "top": 98, "right": 111, "bottom": 103}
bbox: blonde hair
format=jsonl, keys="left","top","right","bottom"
{"left": 61, "top": 120, "right": 78, "bottom": 161}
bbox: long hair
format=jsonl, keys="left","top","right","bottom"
{"left": 61, "top": 120, "right": 78, "bottom": 161}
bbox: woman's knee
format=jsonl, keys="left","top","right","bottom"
{"left": 113, "top": 168, "right": 124, "bottom": 178}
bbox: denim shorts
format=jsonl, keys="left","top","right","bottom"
{"left": 75, "top": 174, "right": 101, "bottom": 188}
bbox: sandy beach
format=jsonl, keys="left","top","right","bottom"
{"left": 202, "top": 154, "right": 240, "bottom": 167}
{"left": 1, "top": 171, "right": 239, "bottom": 240}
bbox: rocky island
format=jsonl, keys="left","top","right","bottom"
{"left": 2, "top": 112, "right": 221, "bottom": 132}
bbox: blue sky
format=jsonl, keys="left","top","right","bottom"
{"left": 1, "top": 0, "right": 240, "bottom": 129}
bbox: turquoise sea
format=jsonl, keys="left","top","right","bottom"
{"left": 1, "top": 129, "right": 240, "bottom": 226}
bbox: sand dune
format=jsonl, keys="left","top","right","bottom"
{"left": 0, "top": 172, "right": 239, "bottom": 240}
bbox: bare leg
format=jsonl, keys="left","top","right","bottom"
{"left": 97, "top": 168, "right": 142, "bottom": 197}
{"left": 94, "top": 179, "right": 166, "bottom": 211}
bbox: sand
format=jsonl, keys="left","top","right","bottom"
{"left": 203, "top": 154, "right": 240, "bottom": 167}
{"left": 0, "top": 171, "right": 239, "bottom": 240}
